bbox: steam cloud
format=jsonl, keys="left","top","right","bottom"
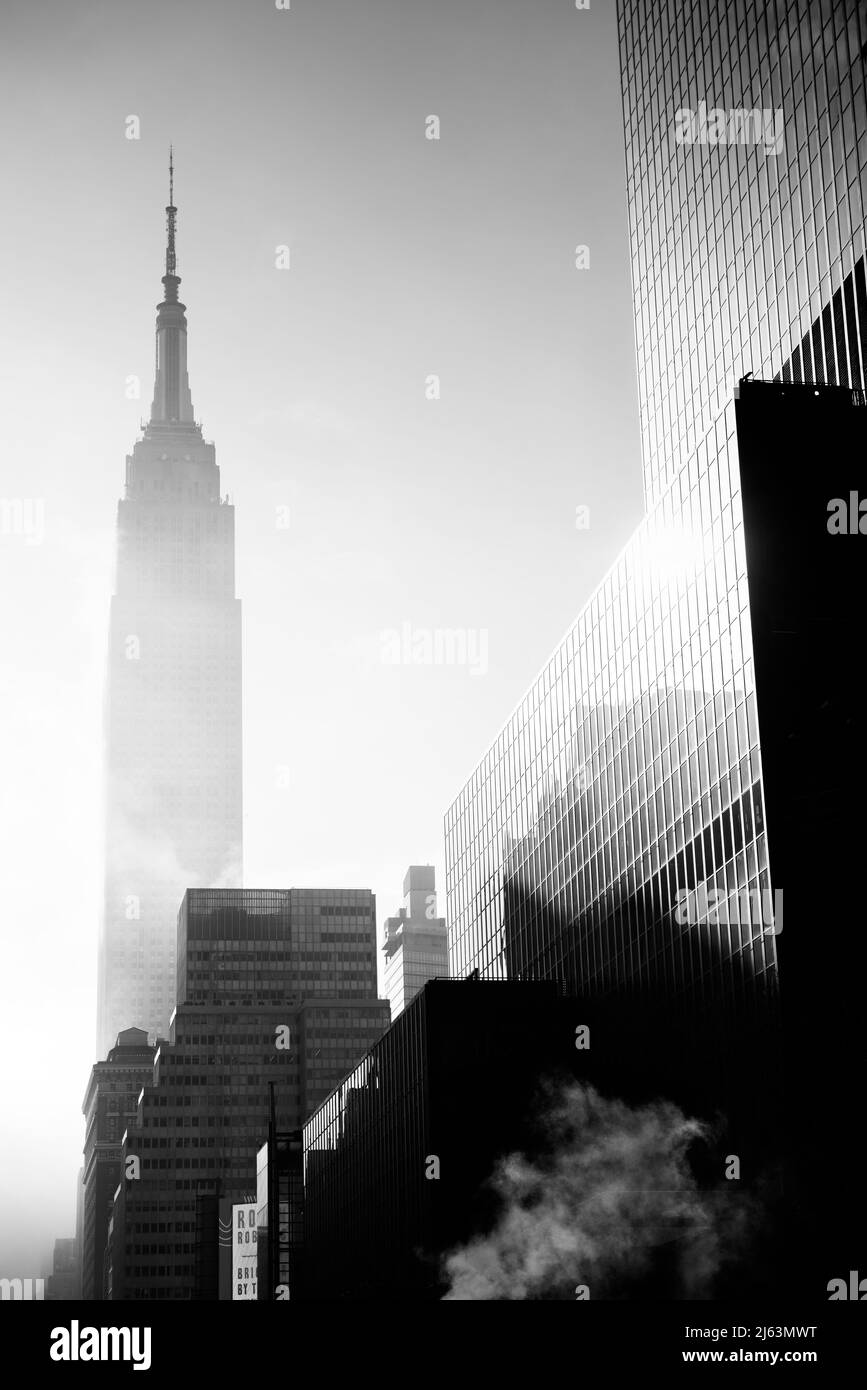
{"left": 441, "top": 1082, "right": 759, "bottom": 1300}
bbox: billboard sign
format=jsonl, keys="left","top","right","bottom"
{"left": 231, "top": 1202, "right": 258, "bottom": 1300}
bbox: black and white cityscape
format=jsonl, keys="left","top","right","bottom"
{"left": 1, "top": 0, "right": 865, "bottom": 1352}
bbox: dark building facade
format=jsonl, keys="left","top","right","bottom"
{"left": 98, "top": 162, "right": 242, "bottom": 1056}
{"left": 81, "top": 1027, "right": 157, "bottom": 1301}
{"left": 444, "top": 0, "right": 867, "bottom": 1294}
{"left": 734, "top": 375, "right": 867, "bottom": 1274}
{"left": 106, "top": 889, "right": 389, "bottom": 1300}
{"left": 303, "top": 979, "right": 601, "bottom": 1301}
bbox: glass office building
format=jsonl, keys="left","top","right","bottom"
{"left": 622, "top": 0, "right": 867, "bottom": 509}
{"left": 446, "top": 1, "right": 867, "bottom": 995}
{"left": 444, "top": 403, "right": 785, "bottom": 1121}
{"left": 445, "top": 1, "right": 867, "bottom": 1164}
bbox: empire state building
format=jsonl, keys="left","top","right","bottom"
{"left": 97, "top": 159, "right": 242, "bottom": 1056}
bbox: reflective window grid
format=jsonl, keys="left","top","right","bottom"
{"left": 445, "top": 1, "right": 867, "bottom": 1046}
{"left": 621, "top": 0, "right": 867, "bottom": 511}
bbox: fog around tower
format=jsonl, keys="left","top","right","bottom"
{"left": 0, "top": 0, "right": 640, "bottom": 1277}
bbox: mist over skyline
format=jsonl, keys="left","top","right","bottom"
{"left": 0, "top": 0, "right": 641, "bottom": 1276}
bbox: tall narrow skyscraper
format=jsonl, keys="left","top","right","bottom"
{"left": 97, "top": 158, "right": 242, "bottom": 1056}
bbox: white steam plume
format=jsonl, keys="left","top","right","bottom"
{"left": 441, "top": 1081, "right": 759, "bottom": 1300}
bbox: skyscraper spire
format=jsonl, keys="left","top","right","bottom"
{"left": 150, "top": 148, "right": 196, "bottom": 427}
{"left": 163, "top": 145, "right": 179, "bottom": 302}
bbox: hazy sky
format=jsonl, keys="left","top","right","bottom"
{"left": 0, "top": 0, "right": 641, "bottom": 1277}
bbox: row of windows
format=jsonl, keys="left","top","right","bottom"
{"left": 137, "top": 1137, "right": 218, "bottom": 1148}
{"left": 129, "top": 1244, "right": 193, "bottom": 1255}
